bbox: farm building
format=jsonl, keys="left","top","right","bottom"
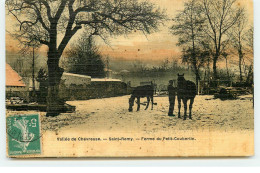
{"left": 61, "top": 72, "right": 91, "bottom": 87}
{"left": 6, "top": 63, "right": 28, "bottom": 100}
{"left": 91, "top": 78, "right": 121, "bottom": 82}
{"left": 59, "top": 73, "right": 128, "bottom": 100}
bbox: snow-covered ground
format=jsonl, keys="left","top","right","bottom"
{"left": 7, "top": 94, "right": 253, "bottom": 132}
{"left": 67, "top": 94, "right": 254, "bottom": 132}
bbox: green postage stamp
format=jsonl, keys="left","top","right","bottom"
{"left": 6, "top": 114, "right": 41, "bottom": 156}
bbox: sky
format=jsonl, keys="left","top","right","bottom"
{"left": 5, "top": 0, "right": 254, "bottom": 65}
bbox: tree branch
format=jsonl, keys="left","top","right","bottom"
{"left": 54, "top": 0, "right": 68, "bottom": 20}
{"left": 39, "top": 0, "right": 52, "bottom": 21}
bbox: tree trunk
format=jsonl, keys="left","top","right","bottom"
{"left": 192, "top": 58, "right": 200, "bottom": 94}
{"left": 46, "top": 50, "right": 64, "bottom": 117}
{"left": 195, "top": 68, "right": 200, "bottom": 95}
{"left": 246, "top": 65, "right": 253, "bottom": 85}
{"left": 239, "top": 50, "right": 243, "bottom": 82}
{"left": 213, "top": 55, "right": 218, "bottom": 80}
{"left": 225, "top": 56, "right": 230, "bottom": 80}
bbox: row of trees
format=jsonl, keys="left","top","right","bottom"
{"left": 130, "top": 58, "right": 190, "bottom": 73}
{"left": 170, "top": 0, "right": 253, "bottom": 88}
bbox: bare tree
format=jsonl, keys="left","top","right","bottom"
{"left": 6, "top": 0, "right": 166, "bottom": 116}
{"left": 227, "top": 10, "right": 248, "bottom": 82}
{"left": 201, "top": 0, "right": 243, "bottom": 79}
{"left": 244, "top": 26, "right": 254, "bottom": 86}
{"left": 161, "top": 58, "right": 169, "bottom": 70}
{"left": 170, "top": 0, "right": 207, "bottom": 89}
{"left": 245, "top": 26, "right": 254, "bottom": 56}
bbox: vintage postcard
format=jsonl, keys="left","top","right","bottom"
{"left": 5, "top": 0, "right": 254, "bottom": 157}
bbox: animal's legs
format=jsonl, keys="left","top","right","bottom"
{"left": 178, "top": 97, "right": 181, "bottom": 118}
{"left": 145, "top": 97, "right": 150, "bottom": 110}
{"left": 189, "top": 98, "right": 194, "bottom": 119}
{"left": 183, "top": 99, "right": 187, "bottom": 120}
{"left": 137, "top": 97, "right": 140, "bottom": 111}
{"left": 151, "top": 96, "right": 154, "bottom": 110}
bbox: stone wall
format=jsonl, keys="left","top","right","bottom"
{"left": 59, "top": 80, "right": 129, "bottom": 101}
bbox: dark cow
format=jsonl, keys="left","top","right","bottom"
{"left": 177, "top": 74, "right": 197, "bottom": 120}
{"left": 128, "top": 85, "right": 154, "bottom": 112}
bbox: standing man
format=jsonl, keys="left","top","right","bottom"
{"left": 168, "top": 80, "right": 176, "bottom": 116}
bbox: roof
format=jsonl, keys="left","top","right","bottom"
{"left": 6, "top": 64, "right": 26, "bottom": 87}
{"left": 91, "top": 78, "right": 121, "bottom": 82}
{"left": 63, "top": 72, "right": 91, "bottom": 79}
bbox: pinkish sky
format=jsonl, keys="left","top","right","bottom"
{"left": 6, "top": 0, "right": 254, "bottom": 64}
